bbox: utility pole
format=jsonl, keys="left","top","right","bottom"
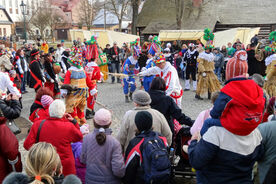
{"left": 104, "top": 0, "right": 106, "bottom": 30}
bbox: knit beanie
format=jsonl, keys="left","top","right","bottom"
{"left": 41, "top": 95, "right": 54, "bottom": 108}
{"left": 49, "top": 99, "right": 65, "bottom": 118}
{"left": 135, "top": 111, "right": 153, "bottom": 132}
{"left": 94, "top": 108, "right": 112, "bottom": 126}
{"left": 133, "top": 90, "right": 151, "bottom": 106}
{"left": 226, "top": 50, "right": 248, "bottom": 81}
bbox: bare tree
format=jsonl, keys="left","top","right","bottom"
{"left": 79, "top": 0, "right": 100, "bottom": 30}
{"left": 107, "top": 0, "right": 131, "bottom": 32}
{"left": 131, "top": 0, "right": 140, "bottom": 35}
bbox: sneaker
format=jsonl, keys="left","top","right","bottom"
{"left": 125, "top": 96, "right": 130, "bottom": 103}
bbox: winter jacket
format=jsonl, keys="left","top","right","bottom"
{"left": 201, "top": 78, "right": 266, "bottom": 136}
{"left": 189, "top": 78, "right": 265, "bottom": 184}
{"left": 80, "top": 129, "right": 125, "bottom": 184}
{"left": 15, "top": 56, "right": 27, "bottom": 74}
{"left": 0, "top": 72, "right": 21, "bottom": 97}
{"left": 214, "top": 52, "right": 224, "bottom": 68}
{"left": 117, "top": 106, "right": 172, "bottom": 152}
{"left": 110, "top": 47, "right": 120, "bottom": 63}
{"left": 72, "top": 141, "right": 86, "bottom": 184}
{"left": 149, "top": 90, "right": 193, "bottom": 133}
{"left": 123, "top": 131, "right": 168, "bottom": 184}
{"left": 183, "top": 49, "right": 199, "bottom": 66}
{"left": 3, "top": 172, "right": 82, "bottom": 184}
{"left": 24, "top": 117, "right": 83, "bottom": 176}
{"left": 29, "top": 107, "right": 49, "bottom": 123}
{"left": 0, "top": 99, "right": 22, "bottom": 183}
{"left": 29, "top": 100, "right": 43, "bottom": 116}
{"left": 29, "top": 60, "right": 45, "bottom": 90}
{"left": 258, "top": 121, "right": 276, "bottom": 183}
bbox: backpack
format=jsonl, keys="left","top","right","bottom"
{"left": 141, "top": 132, "right": 171, "bottom": 184}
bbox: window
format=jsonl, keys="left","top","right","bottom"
{"left": 9, "top": 8, "right": 12, "bottom": 14}
{"left": 9, "top": 0, "right": 12, "bottom": 14}
{"left": 2, "top": 0, "right": 6, "bottom": 8}
{"left": 3, "top": 28, "right": 6, "bottom": 36}
{"left": 36, "top": 30, "right": 39, "bottom": 35}
{"left": 0, "top": 28, "right": 2, "bottom": 36}
{"left": 45, "top": 29, "right": 49, "bottom": 36}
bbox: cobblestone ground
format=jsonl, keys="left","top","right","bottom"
{"left": 17, "top": 78, "right": 211, "bottom": 183}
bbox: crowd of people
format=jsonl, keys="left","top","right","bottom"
{"left": 0, "top": 28, "right": 276, "bottom": 184}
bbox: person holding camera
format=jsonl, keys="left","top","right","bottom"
{"left": 0, "top": 91, "right": 22, "bottom": 183}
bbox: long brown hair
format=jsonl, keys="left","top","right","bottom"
{"left": 93, "top": 121, "right": 111, "bottom": 146}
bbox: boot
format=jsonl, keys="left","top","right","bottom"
{"left": 208, "top": 92, "right": 211, "bottom": 100}
{"left": 85, "top": 109, "right": 93, "bottom": 120}
{"left": 91, "top": 109, "right": 95, "bottom": 116}
{"left": 125, "top": 95, "right": 130, "bottom": 103}
{"left": 192, "top": 81, "right": 197, "bottom": 91}
{"left": 195, "top": 94, "right": 203, "bottom": 100}
{"left": 129, "top": 92, "right": 133, "bottom": 101}
{"left": 184, "top": 80, "right": 190, "bottom": 91}
{"left": 117, "top": 78, "right": 121, "bottom": 83}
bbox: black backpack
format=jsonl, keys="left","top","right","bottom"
{"left": 140, "top": 132, "right": 171, "bottom": 184}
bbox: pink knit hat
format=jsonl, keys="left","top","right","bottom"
{"left": 41, "top": 95, "right": 54, "bottom": 108}
{"left": 94, "top": 108, "right": 112, "bottom": 126}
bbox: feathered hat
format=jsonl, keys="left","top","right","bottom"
{"left": 148, "top": 36, "right": 161, "bottom": 56}
{"left": 268, "top": 31, "right": 276, "bottom": 52}
{"left": 153, "top": 52, "right": 166, "bottom": 64}
{"left": 68, "top": 47, "right": 83, "bottom": 69}
{"left": 203, "top": 28, "right": 215, "bottom": 50}
{"left": 130, "top": 40, "right": 141, "bottom": 57}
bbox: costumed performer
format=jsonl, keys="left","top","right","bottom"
{"left": 139, "top": 52, "right": 183, "bottom": 107}
{"left": 29, "top": 49, "right": 45, "bottom": 92}
{"left": 84, "top": 54, "right": 101, "bottom": 119}
{"left": 183, "top": 43, "right": 199, "bottom": 91}
{"left": 264, "top": 31, "right": 276, "bottom": 97}
{"left": 195, "top": 28, "right": 221, "bottom": 100}
{"left": 60, "top": 48, "right": 94, "bottom": 125}
{"left": 122, "top": 40, "right": 141, "bottom": 103}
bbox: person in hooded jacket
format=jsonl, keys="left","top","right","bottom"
{"left": 188, "top": 51, "right": 265, "bottom": 184}
{"left": 0, "top": 91, "right": 22, "bottom": 183}
{"left": 149, "top": 77, "right": 193, "bottom": 133}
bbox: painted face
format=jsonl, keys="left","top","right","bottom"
{"left": 99, "top": 53, "right": 108, "bottom": 64}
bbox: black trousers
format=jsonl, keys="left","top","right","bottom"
{"left": 186, "top": 65, "right": 196, "bottom": 81}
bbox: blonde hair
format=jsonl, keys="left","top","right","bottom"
{"left": 25, "top": 142, "right": 61, "bottom": 184}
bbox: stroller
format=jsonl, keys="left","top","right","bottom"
{"left": 171, "top": 123, "right": 196, "bottom": 179}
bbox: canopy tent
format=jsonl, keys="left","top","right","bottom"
{"left": 214, "top": 27, "right": 260, "bottom": 48}
{"left": 159, "top": 30, "right": 205, "bottom": 42}
{"left": 69, "top": 30, "right": 140, "bottom": 48}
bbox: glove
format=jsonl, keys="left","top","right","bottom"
{"left": 141, "top": 67, "right": 146, "bottom": 72}
{"left": 90, "top": 89, "right": 97, "bottom": 96}
{"left": 60, "top": 89, "right": 68, "bottom": 98}
{"left": 202, "top": 72, "right": 207, "bottom": 77}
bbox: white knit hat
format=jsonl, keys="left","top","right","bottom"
{"left": 49, "top": 99, "right": 66, "bottom": 118}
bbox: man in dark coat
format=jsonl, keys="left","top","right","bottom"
{"left": 247, "top": 44, "right": 264, "bottom": 76}
{"left": 109, "top": 42, "right": 121, "bottom": 83}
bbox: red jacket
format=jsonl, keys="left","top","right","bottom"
{"left": 0, "top": 119, "right": 22, "bottom": 183}
{"left": 29, "top": 108, "right": 49, "bottom": 123}
{"left": 24, "top": 117, "right": 83, "bottom": 176}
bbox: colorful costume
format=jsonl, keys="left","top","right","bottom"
{"left": 195, "top": 29, "right": 221, "bottom": 100}
{"left": 264, "top": 31, "right": 276, "bottom": 98}
{"left": 122, "top": 41, "right": 141, "bottom": 102}
{"left": 143, "top": 58, "right": 155, "bottom": 92}
{"left": 61, "top": 48, "right": 93, "bottom": 125}
{"left": 84, "top": 61, "right": 101, "bottom": 119}
{"left": 140, "top": 53, "right": 183, "bottom": 107}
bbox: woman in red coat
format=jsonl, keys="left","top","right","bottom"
{"left": 24, "top": 99, "right": 83, "bottom": 176}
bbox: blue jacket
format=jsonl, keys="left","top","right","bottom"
{"left": 123, "top": 56, "right": 139, "bottom": 75}
{"left": 189, "top": 126, "right": 263, "bottom": 184}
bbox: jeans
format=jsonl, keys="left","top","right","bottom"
{"left": 214, "top": 67, "right": 222, "bottom": 80}
{"left": 21, "top": 72, "right": 27, "bottom": 92}
{"left": 110, "top": 62, "right": 121, "bottom": 82}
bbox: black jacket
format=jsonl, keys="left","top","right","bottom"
{"left": 0, "top": 99, "right": 21, "bottom": 120}
{"left": 149, "top": 90, "right": 193, "bottom": 132}
{"left": 103, "top": 48, "right": 112, "bottom": 61}
{"left": 110, "top": 47, "right": 120, "bottom": 63}
{"left": 30, "top": 101, "right": 43, "bottom": 116}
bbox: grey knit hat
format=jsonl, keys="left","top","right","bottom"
{"left": 133, "top": 90, "right": 151, "bottom": 105}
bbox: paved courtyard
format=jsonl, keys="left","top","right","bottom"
{"left": 16, "top": 78, "right": 211, "bottom": 183}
